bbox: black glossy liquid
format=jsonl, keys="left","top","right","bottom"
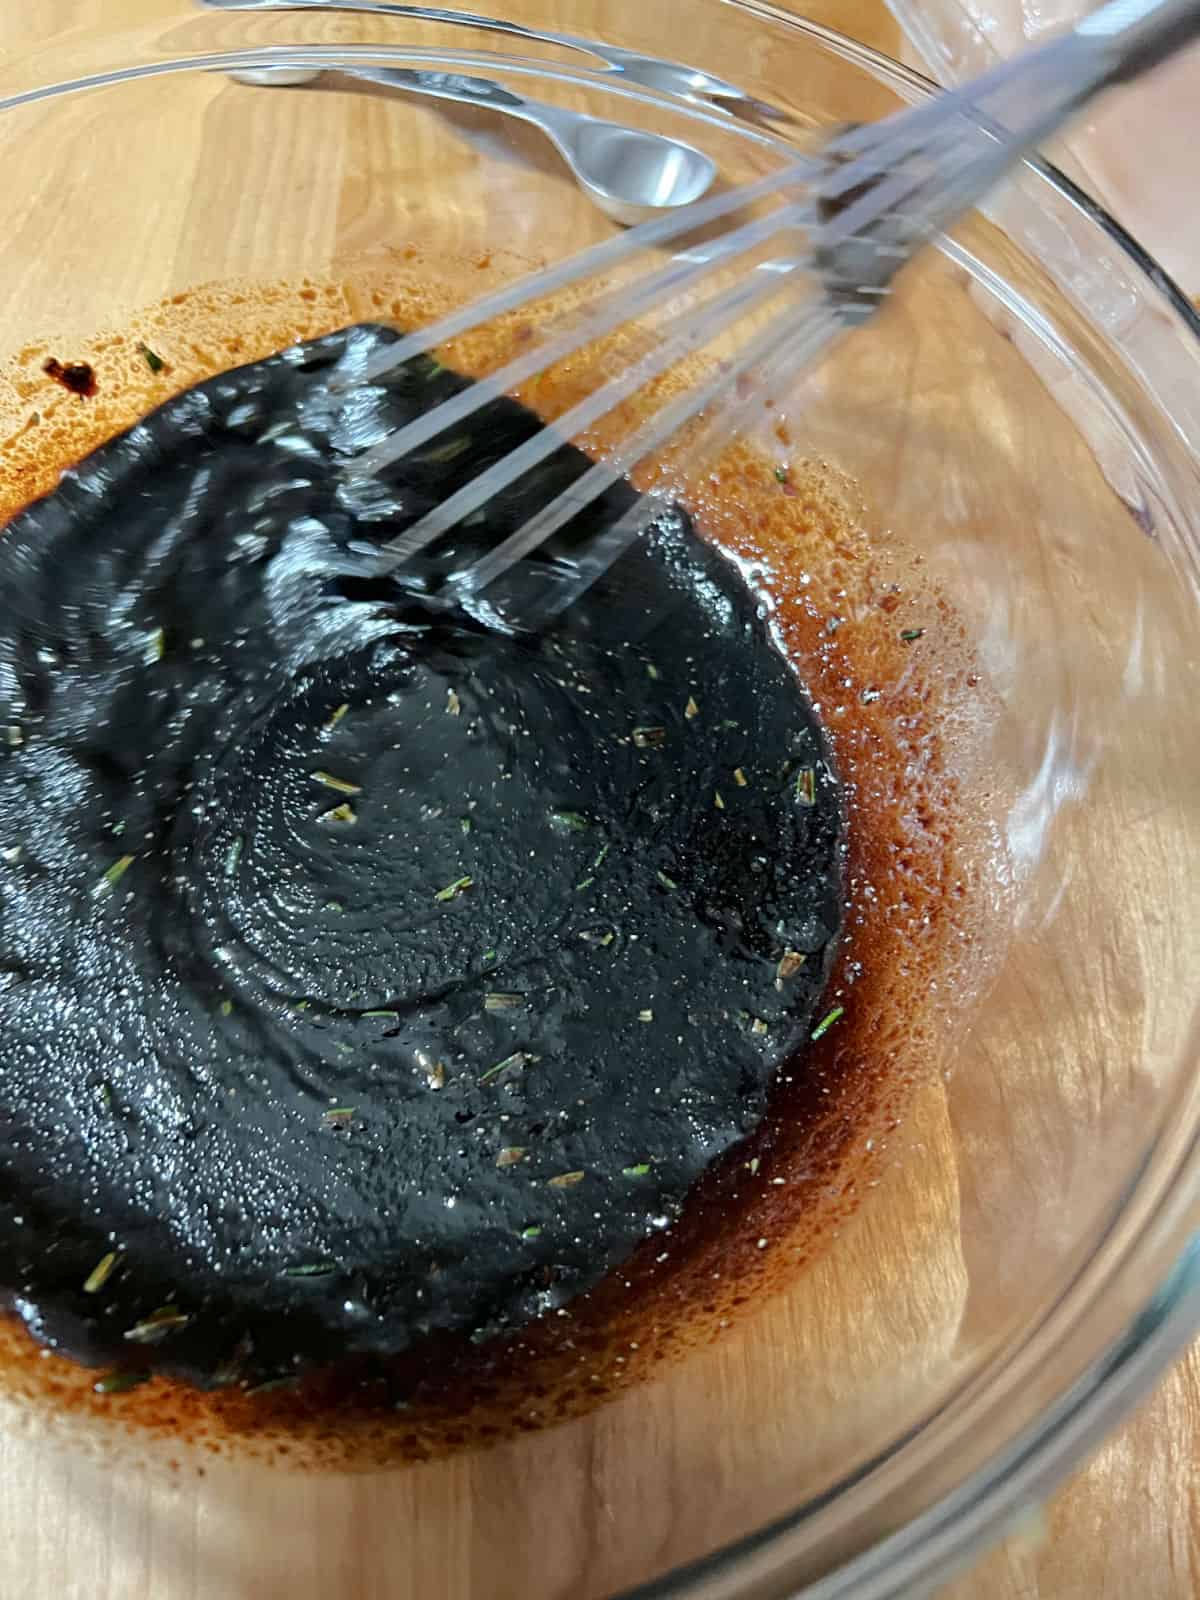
{"left": 0, "top": 326, "right": 843, "bottom": 1389}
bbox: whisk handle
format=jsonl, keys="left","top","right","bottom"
{"left": 1077, "top": 0, "right": 1200, "bottom": 87}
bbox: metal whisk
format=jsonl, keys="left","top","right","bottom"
{"left": 335, "top": 0, "right": 1200, "bottom": 629}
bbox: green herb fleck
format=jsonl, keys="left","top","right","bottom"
{"left": 811, "top": 1005, "right": 844, "bottom": 1041}
{"left": 139, "top": 342, "right": 166, "bottom": 374}
{"left": 750, "top": 1017, "right": 769, "bottom": 1036}
{"left": 124, "top": 1305, "right": 190, "bottom": 1344}
{"left": 548, "top": 808, "right": 590, "bottom": 833}
{"left": 720, "top": 718, "right": 740, "bottom": 731}
{"left": 142, "top": 627, "right": 166, "bottom": 665}
{"left": 714, "top": 791, "right": 725, "bottom": 810}
{"left": 520, "top": 1225, "right": 542, "bottom": 1240}
{"left": 311, "top": 770, "right": 362, "bottom": 796}
{"left": 495, "top": 1146, "right": 526, "bottom": 1168}
{"left": 220, "top": 999, "right": 234, "bottom": 1017}
{"left": 92, "top": 854, "right": 135, "bottom": 900}
{"left": 656, "top": 870, "right": 678, "bottom": 891}
{"left": 362, "top": 1009, "right": 399, "bottom": 1026}
{"left": 425, "top": 435, "right": 471, "bottom": 464}
{"left": 548, "top": 1170, "right": 585, "bottom": 1188}
{"left": 482, "top": 948, "right": 497, "bottom": 963}
{"left": 246, "top": 1376, "right": 296, "bottom": 1397}
{"left": 733, "top": 767, "right": 748, "bottom": 788}
{"left": 446, "top": 687, "right": 462, "bottom": 716}
{"left": 637, "top": 1008, "right": 654, "bottom": 1023}
{"left": 774, "top": 465, "right": 789, "bottom": 484}
{"left": 685, "top": 696, "right": 699, "bottom": 720}
{"left": 794, "top": 767, "right": 816, "bottom": 807}
{"left": 320, "top": 802, "right": 357, "bottom": 824}
{"left": 94, "top": 1369, "right": 150, "bottom": 1396}
{"left": 900, "top": 628, "right": 925, "bottom": 642}
{"left": 322, "top": 1106, "right": 355, "bottom": 1129}
{"left": 110, "top": 819, "right": 126, "bottom": 837}
{"left": 460, "top": 816, "right": 473, "bottom": 834}
{"left": 575, "top": 876, "right": 595, "bottom": 892}
{"left": 83, "top": 1251, "right": 120, "bottom": 1295}
{"left": 326, "top": 899, "right": 344, "bottom": 913}
{"left": 324, "top": 702, "right": 350, "bottom": 733}
{"left": 622, "top": 1162, "right": 651, "bottom": 1178}
{"left": 632, "top": 725, "right": 666, "bottom": 749}
{"left": 484, "top": 991, "right": 524, "bottom": 1012}
{"left": 224, "top": 836, "right": 244, "bottom": 877}
{"left": 645, "top": 661, "right": 659, "bottom": 680}
{"left": 479, "top": 1049, "right": 536, "bottom": 1085}
{"left": 434, "top": 874, "right": 473, "bottom": 902}
{"left": 282, "top": 1262, "right": 337, "bottom": 1279}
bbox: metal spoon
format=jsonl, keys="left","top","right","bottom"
{"left": 232, "top": 64, "right": 717, "bottom": 226}
{"left": 202, "top": 0, "right": 791, "bottom": 123}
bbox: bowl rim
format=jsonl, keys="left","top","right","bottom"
{"left": 1, "top": 16, "right": 1198, "bottom": 1599}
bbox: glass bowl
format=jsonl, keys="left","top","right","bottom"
{"left": 0, "top": 4, "right": 1197, "bottom": 1597}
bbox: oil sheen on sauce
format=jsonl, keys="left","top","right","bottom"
{"left": 0, "top": 265, "right": 998, "bottom": 1465}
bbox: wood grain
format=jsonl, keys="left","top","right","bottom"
{"left": 0, "top": 4, "right": 1197, "bottom": 1599}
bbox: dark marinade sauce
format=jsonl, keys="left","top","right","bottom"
{"left": 0, "top": 325, "right": 843, "bottom": 1389}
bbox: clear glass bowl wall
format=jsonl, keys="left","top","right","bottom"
{"left": 0, "top": 5, "right": 1198, "bottom": 1598}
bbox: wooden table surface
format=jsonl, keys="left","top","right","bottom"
{"left": 0, "top": 3, "right": 1197, "bottom": 1597}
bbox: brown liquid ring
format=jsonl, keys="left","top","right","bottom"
{"left": 0, "top": 253, "right": 1006, "bottom": 1469}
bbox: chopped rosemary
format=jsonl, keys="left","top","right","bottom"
{"left": 776, "top": 949, "right": 806, "bottom": 981}
{"left": 446, "top": 687, "right": 462, "bottom": 716}
{"left": 794, "top": 767, "right": 816, "bottom": 806}
{"left": 83, "top": 1251, "right": 120, "bottom": 1295}
{"left": 520, "top": 1225, "right": 542, "bottom": 1240}
{"left": 139, "top": 342, "right": 166, "bottom": 374}
{"left": 92, "top": 854, "right": 135, "bottom": 900}
{"left": 900, "top": 628, "right": 925, "bottom": 642}
{"left": 632, "top": 725, "right": 666, "bottom": 749}
{"left": 575, "top": 876, "right": 595, "bottom": 892}
{"left": 637, "top": 1008, "right": 654, "bottom": 1023}
{"left": 811, "top": 1005, "right": 844, "bottom": 1041}
{"left": 592, "top": 843, "right": 611, "bottom": 871}
{"left": 94, "top": 1369, "right": 150, "bottom": 1396}
{"left": 320, "top": 802, "right": 357, "bottom": 824}
{"left": 311, "top": 770, "right": 362, "bottom": 796}
{"left": 124, "top": 1305, "right": 190, "bottom": 1344}
{"left": 622, "top": 1162, "right": 651, "bottom": 1177}
{"left": 479, "top": 1049, "right": 535, "bottom": 1085}
{"left": 324, "top": 702, "right": 350, "bottom": 732}
{"left": 548, "top": 1170, "right": 585, "bottom": 1188}
{"left": 733, "top": 767, "right": 748, "bottom": 787}
{"left": 282, "top": 1262, "right": 337, "bottom": 1278}
{"left": 548, "top": 808, "right": 590, "bottom": 833}
{"left": 425, "top": 435, "right": 471, "bottom": 464}
{"left": 362, "top": 1009, "right": 399, "bottom": 1025}
{"left": 656, "top": 871, "right": 678, "bottom": 891}
{"left": 223, "top": 836, "right": 244, "bottom": 877}
{"left": 434, "top": 874, "right": 473, "bottom": 902}
{"left": 322, "top": 1106, "right": 355, "bottom": 1129}
{"left": 484, "top": 992, "right": 524, "bottom": 1012}
{"left": 495, "top": 1146, "right": 527, "bottom": 1168}
{"left": 685, "top": 696, "right": 699, "bottom": 719}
